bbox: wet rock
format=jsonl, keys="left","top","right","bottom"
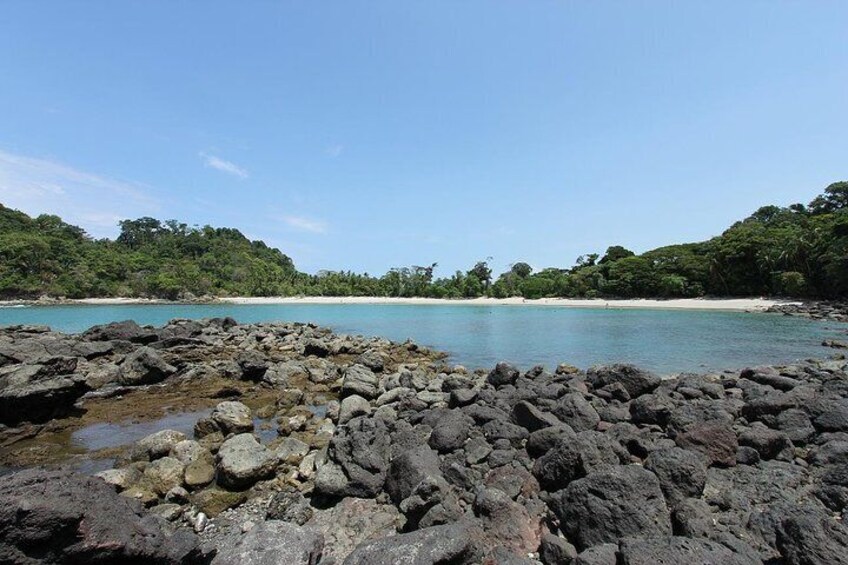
{"left": 551, "top": 465, "right": 672, "bottom": 550}
{"left": 343, "top": 522, "right": 478, "bottom": 565}
{"left": 216, "top": 433, "right": 277, "bottom": 489}
{"left": 118, "top": 346, "right": 176, "bottom": 385}
{"left": 0, "top": 468, "right": 201, "bottom": 564}
{"left": 211, "top": 520, "right": 324, "bottom": 565}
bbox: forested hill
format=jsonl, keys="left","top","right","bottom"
{"left": 1, "top": 181, "right": 847, "bottom": 300}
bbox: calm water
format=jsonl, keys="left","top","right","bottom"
{"left": 0, "top": 303, "right": 843, "bottom": 374}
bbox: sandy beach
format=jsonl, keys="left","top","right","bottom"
{"left": 0, "top": 295, "right": 800, "bottom": 312}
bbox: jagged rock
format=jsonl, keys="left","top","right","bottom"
{"left": 385, "top": 445, "right": 443, "bottom": 504}
{"left": 428, "top": 409, "right": 473, "bottom": 452}
{"left": 533, "top": 431, "right": 627, "bottom": 491}
{"left": 118, "top": 346, "right": 176, "bottom": 385}
{"left": 315, "top": 416, "right": 391, "bottom": 498}
{"left": 644, "top": 447, "right": 708, "bottom": 503}
{"left": 512, "top": 400, "right": 563, "bottom": 432}
{"left": 675, "top": 421, "right": 738, "bottom": 467}
{"left": 341, "top": 364, "right": 380, "bottom": 399}
{"left": 0, "top": 365, "right": 88, "bottom": 425}
{"left": 83, "top": 320, "right": 158, "bottom": 344}
{"left": 0, "top": 469, "right": 201, "bottom": 564}
{"left": 587, "top": 364, "right": 661, "bottom": 398}
{"left": 553, "top": 393, "right": 600, "bottom": 432}
{"left": 551, "top": 465, "right": 672, "bottom": 551}
{"left": 488, "top": 362, "right": 520, "bottom": 387}
{"left": 266, "top": 487, "right": 314, "bottom": 525}
{"left": 473, "top": 487, "right": 544, "bottom": 557}
{"left": 339, "top": 394, "right": 372, "bottom": 424}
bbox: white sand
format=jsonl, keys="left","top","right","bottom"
{"left": 2, "top": 296, "right": 799, "bottom": 312}
{"left": 217, "top": 296, "right": 794, "bottom": 312}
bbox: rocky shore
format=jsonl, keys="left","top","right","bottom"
{"left": 1, "top": 319, "right": 848, "bottom": 564}
{"left": 767, "top": 299, "right": 848, "bottom": 323}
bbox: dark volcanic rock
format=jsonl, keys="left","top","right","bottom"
{"left": 533, "top": 431, "right": 626, "bottom": 491}
{"left": 587, "top": 364, "right": 661, "bottom": 398}
{"left": 0, "top": 366, "right": 88, "bottom": 425}
{"left": 428, "top": 409, "right": 473, "bottom": 453}
{"left": 643, "top": 447, "right": 708, "bottom": 503}
{"left": 119, "top": 346, "right": 177, "bottom": 386}
{"left": 551, "top": 465, "right": 672, "bottom": 550}
{"left": 0, "top": 468, "right": 201, "bottom": 564}
{"left": 512, "top": 400, "right": 563, "bottom": 432}
{"left": 83, "top": 319, "right": 158, "bottom": 344}
{"left": 342, "top": 522, "right": 478, "bottom": 565}
{"left": 618, "top": 536, "right": 762, "bottom": 565}
{"left": 488, "top": 362, "right": 520, "bottom": 387}
{"left": 675, "top": 421, "right": 738, "bottom": 467}
{"left": 553, "top": 393, "right": 600, "bottom": 432}
{"left": 315, "top": 416, "right": 391, "bottom": 498}
{"left": 385, "top": 445, "right": 443, "bottom": 504}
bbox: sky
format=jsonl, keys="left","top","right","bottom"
{"left": 1, "top": 2, "right": 847, "bottom": 276}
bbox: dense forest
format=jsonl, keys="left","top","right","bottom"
{"left": 1, "top": 182, "right": 846, "bottom": 300}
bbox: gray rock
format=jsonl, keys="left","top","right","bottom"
{"left": 587, "top": 364, "right": 661, "bottom": 398}
{"left": 276, "top": 437, "right": 310, "bottom": 463}
{"left": 267, "top": 487, "right": 314, "bottom": 525}
{"left": 527, "top": 424, "right": 577, "bottom": 458}
{"left": 473, "top": 487, "right": 543, "bottom": 557}
{"left": 118, "top": 346, "right": 176, "bottom": 385}
{"left": 132, "top": 429, "right": 187, "bottom": 461}
{"left": 341, "top": 364, "right": 380, "bottom": 400}
{"left": 0, "top": 365, "right": 88, "bottom": 425}
{"left": 644, "top": 447, "right": 708, "bottom": 503}
{"left": 533, "top": 431, "right": 626, "bottom": 491}
{"left": 618, "top": 536, "right": 762, "bottom": 565}
{"left": 315, "top": 416, "right": 391, "bottom": 498}
{"left": 574, "top": 543, "right": 618, "bottom": 565}
{"left": 512, "top": 400, "right": 563, "bottom": 432}
{"left": 83, "top": 320, "right": 158, "bottom": 343}
{"left": 339, "top": 394, "right": 372, "bottom": 424}
{"left": 143, "top": 456, "right": 186, "bottom": 496}
{"left": 385, "top": 445, "right": 443, "bottom": 504}
{"left": 343, "top": 522, "right": 478, "bottom": 565}
{"left": 211, "top": 520, "right": 324, "bottom": 565}
{"left": 488, "top": 362, "right": 520, "bottom": 387}
{"left": 553, "top": 393, "right": 600, "bottom": 432}
{"left": 217, "top": 433, "right": 277, "bottom": 488}
{"left": 211, "top": 400, "right": 254, "bottom": 435}
{"left": 551, "top": 465, "right": 672, "bottom": 550}
{"left": 428, "top": 409, "right": 473, "bottom": 453}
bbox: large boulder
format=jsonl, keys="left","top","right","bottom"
{"left": 83, "top": 320, "right": 158, "bottom": 344}
{"left": 533, "top": 431, "right": 626, "bottom": 491}
{"left": 118, "top": 346, "right": 176, "bottom": 386}
{"left": 512, "top": 401, "right": 563, "bottom": 432}
{"left": 211, "top": 401, "right": 255, "bottom": 435}
{"left": 211, "top": 520, "right": 324, "bottom": 565}
{"left": 385, "top": 445, "right": 443, "bottom": 504}
{"left": 488, "top": 362, "right": 520, "bottom": 387}
{"left": 341, "top": 364, "right": 380, "bottom": 400}
{"left": 428, "top": 410, "right": 473, "bottom": 453}
{"left": 586, "top": 364, "right": 661, "bottom": 398}
{"left": 675, "top": 421, "right": 738, "bottom": 467}
{"left": 0, "top": 468, "right": 201, "bottom": 564}
{"left": 551, "top": 465, "right": 672, "bottom": 550}
{"left": 343, "top": 522, "right": 478, "bottom": 565}
{"left": 216, "top": 433, "right": 277, "bottom": 489}
{"left": 473, "top": 488, "right": 544, "bottom": 557}
{"left": 643, "top": 447, "right": 707, "bottom": 503}
{"left": 0, "top": 364, "right": 88, "bottom": 425}
{"left": 315, "top": 417, "right": 391, "bottom": 498}
{"left": 553, "top": 393, "right": 600, "bottom": 432}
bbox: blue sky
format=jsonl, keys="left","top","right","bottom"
{"left": 1, "top": 2, "right": 846, "bottom": 275}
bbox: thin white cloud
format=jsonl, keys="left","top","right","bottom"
{"left": 199, "top": 152, "right": 248, "bottom": 178}
{"left": 0, "top": 149, "right": 160, "bottom": 238}
{"left": 283, "top": 215, "right": 327, "bottom": 234}
{"left": 325, "top": 144, "right": 344, "bottom": 158}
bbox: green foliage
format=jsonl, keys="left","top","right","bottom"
{"left": 2, "top": 180, "right": 847, "bottom": 300}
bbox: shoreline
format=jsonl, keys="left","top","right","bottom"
{"left": 0, "top": 295, "right": 799, "bottom": 312}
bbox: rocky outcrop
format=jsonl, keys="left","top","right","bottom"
{"left": 0, "top": 468, "right": 203, "bottom": 564}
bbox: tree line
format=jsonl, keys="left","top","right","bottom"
{"left": 1, "top": 182, "right": 846, "bottom": 300}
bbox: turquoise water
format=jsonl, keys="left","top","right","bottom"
{"left": 0, "top": 303, "right": 843, "bottom": 374}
